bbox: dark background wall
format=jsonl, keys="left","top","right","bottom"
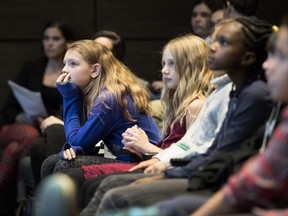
{"left": 0, "top": 0, "right": 286, "bottom": 109}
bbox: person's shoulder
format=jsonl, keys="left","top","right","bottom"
{"left": 243, "top": 80, "right": 270, "bottom": 98}
{"left": 96, "top": 90, "right": 117, "bottom": 108}
{"left": 187, "top": 97, "right": 204, "bottom": 112}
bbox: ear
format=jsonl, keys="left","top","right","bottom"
{"left": 91, "top": 63, "right": 101, "bottom": 79}
{"left": 241, "top": 51, "right": 256, "bottom": 67}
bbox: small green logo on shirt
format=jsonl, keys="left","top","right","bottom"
{"left": 177, "top": 143, "right": 190, "bottom": 151}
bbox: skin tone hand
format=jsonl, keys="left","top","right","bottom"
{"left": 122, "top": 145, "right": 143, "bottom": 158}
{"left": 56, "top": 72, "right": 71, "bottom": 84}
{"left": 122, "top": 125, "right": 161, "bottom": 154}
{"left": 144, "top": 161, "right": 167, "bottom": 174}
{"left": 129, "top": 158, "right": 160, "bottom": 171}
{"left": 38, "top": 116, "right": 64, "bottom": 132}
{"left": 122, "top": 125, "right": 150, "bottom": 152}
{"left": 151, "top": 80, "right": 164, "bottom": 90}
{"left": 130, "top": 174, "right": 164, "bottom": 186}
{"left": 63, "top": 148, "right": 76, "bottom": 160}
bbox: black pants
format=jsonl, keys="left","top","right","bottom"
{"left": 30, "top": 124, "right": 65, "bottom": 185}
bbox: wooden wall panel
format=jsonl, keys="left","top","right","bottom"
{"left": 123, "top": 40, "right": 167, "bottom": 82}
{"left": 95, "top": 0, "right": 194, "bottom": 39}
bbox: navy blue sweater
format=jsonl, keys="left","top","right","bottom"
{"left": 165, "top": 80, "right": 273, "bottom": 178}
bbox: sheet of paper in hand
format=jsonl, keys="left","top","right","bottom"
{"left": 8, "top": 80, "right": 48, "bottom": 118}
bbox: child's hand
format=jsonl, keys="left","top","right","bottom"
{"left": 38, "top": 116, "right": 64, "bottom": 133}
{"left": 144, "top": 161, "right": 167, "bottom": 174}
{"left": 129, "top": 158, "right": 160, "bottom": 171}
{"left": 122, "top": 125, "right": 150, "bottom": 152}
{"left": 56, "top": 72, "right": 71, "bottom": 84}
{"left": 63, "top": 148, "right": 76, "bottom": 160}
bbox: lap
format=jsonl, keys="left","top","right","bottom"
{"left": 99, "top": 178, "right": 189, "bottom": 211}
{"left": 157, "top": 192, "right": 211, "bottom": 216}
{"left": 41, "top": 154, "right": 122, "bottom": 180}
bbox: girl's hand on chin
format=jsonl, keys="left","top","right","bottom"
{"left": 56, "top": 72, "right": 71, "bottom": 84}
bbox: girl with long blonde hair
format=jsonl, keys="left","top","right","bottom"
{"left": 122, "top": 34, "right": 213, "bottom": 156}
{"left": 41, "top": 39, "right": 160, "bottom": 177}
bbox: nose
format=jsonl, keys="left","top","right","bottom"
{"left": 209, "top": 41, "right": 216, "bottom": 53}
{"left": 263, "top": 55, "right": 276, "bottom": 79}
{"left": 62, "top": 64, "right": 68, "bottom": 74}
{"left": 161, "top": 64, "right": 169, "bottom": 74}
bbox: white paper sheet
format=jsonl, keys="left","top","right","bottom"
{"left": 7, "top": 80, "right": 48, "bottom": 118}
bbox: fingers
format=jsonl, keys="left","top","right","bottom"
{"left": 144, "top": 165, "right": 154, "bottom": 174}
{"left": 144, "top": 162, "right": 166, "bottom": 174}
{"left": 63, "top": 148, "right": 76, "bottom": 160}
{"left": 56, "top": 73, "right": 70, "bottom": 84}
{"left": 129, "top": 162, "right": 148, "bottom": 171}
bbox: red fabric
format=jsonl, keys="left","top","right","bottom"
{"left": 0, "top": 123, "right": 39, "bottom": 193}
{"left": 83, "top": 163, "right": 137, "bottom": 180}
{"left": 156, "top": 118, "right": 186, "bottom": 149}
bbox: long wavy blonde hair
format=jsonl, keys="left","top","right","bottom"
{"left": 161, "top": 34, "right": 213, "bottom": 136}
{"left": 67, "top": 39, "right": 151, "bottom": 121}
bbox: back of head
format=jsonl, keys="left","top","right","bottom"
{"left": 234, "top": 16, "right": 272, "bottom": 78}
{"left": 227, "top": 0, "right": 258, "bottom": 17}
{"left": 93, "top": 30, "right": 126, "bottom": 61}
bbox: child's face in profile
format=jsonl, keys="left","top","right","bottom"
{"left": 264, "top": 27, "right": 288, "bottom": 103}
{"left": 62, "top": 49, "right": 95, "bottom": 91}
{"left": 208, "top": 22, "right": 246, "bottom": 73}
{"left": 161, "top": 47, "right": 179, "bottom": 90}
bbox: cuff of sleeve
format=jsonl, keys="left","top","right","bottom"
{"left": 58, "top": 143, "right": 85, "bottom": 159}
{"left": 57, "top": 82, "right": 82, "bottom": 98}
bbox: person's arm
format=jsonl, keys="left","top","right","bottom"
{"left": 191, "top": 190, "right": 238, "bottom": 216}
{"left": 58, "top": 82, "right": 120, "bottom": 154}
{"left": 122, "top": 125, "right": 162, "bottom": 154}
